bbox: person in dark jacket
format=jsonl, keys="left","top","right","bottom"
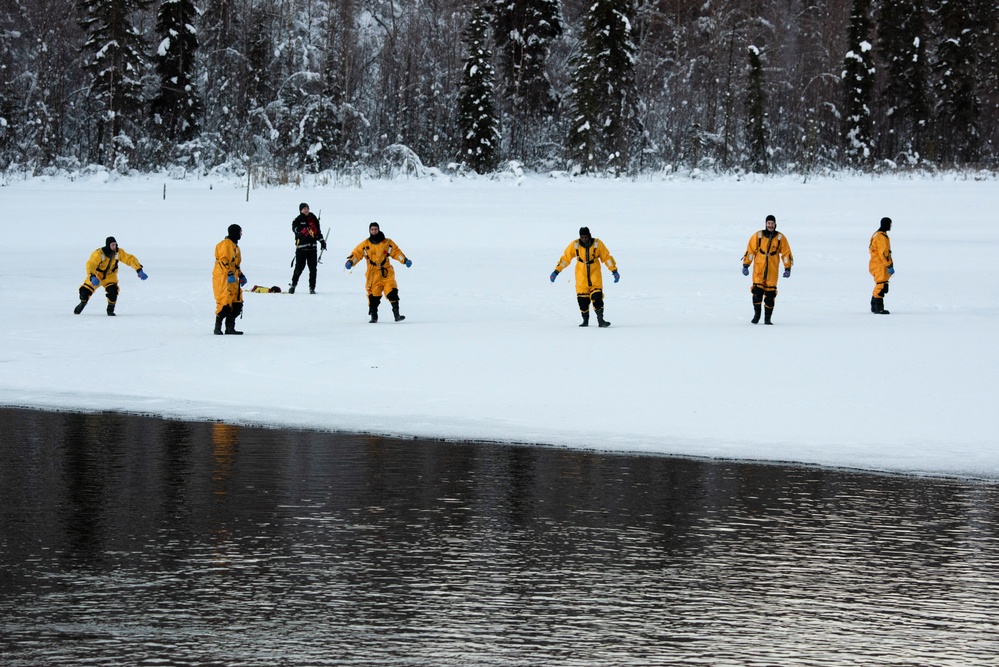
{"left": 290, "top": 203, "right": 326, "bottom": 294}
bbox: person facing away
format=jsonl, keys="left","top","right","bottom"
{"left": 742, "top": 214, "right": 793, "bottom": 325}
{"left": 345, "top": 222, "right": 411, "bottom": 323}
{"left": 213, "top": 224, "right": 247, "bottom": 335}
{"left": 869, "top": 216, "right": 894, "bottom": 314}
{"left": 73, "top": 236, "right": 147, "bottom": 316}
{"left": 290, "top": 202, "right": 326, "bottom": 294}
{"left": 550, "top": 226, "right": 619, "bottom": 327}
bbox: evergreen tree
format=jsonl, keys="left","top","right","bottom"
{"left": 877, "top": 0, "right": 929, "bottom": 162}
{"left": 151, "top": 0, "right": 202, "bottom": 144}
{"left": 200, "top": 0, "right": 247, "bottom": 160}
{"left": 933, "top": 0, "right": 981, "bottom": 164}
{"left": 841, "top": 0, "right": 875, "bottom": 165}
{"left": 744, "top": 44, "right": 767, "bottom": 173}
{"left": 567, "top": 0, "right": 640, "bottom": 173}
{"left": 493, "top": 0, "right": 563, "bottom": 114}
{"left": 458, "top": 1, "right": 500, "bottom": 173}
{"left": 77, "top": 0, "right": 151, "bottom": 167}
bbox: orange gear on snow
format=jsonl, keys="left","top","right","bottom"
{"left": 213, "top": 238, "right": 243, "bottom": 315}
{"left": 869, "top": 230, "right": 893, "bottom": 289}
{"left": 346, "top": 237, "right": 408, "bottom": 297}
{"left": 554, "top": 238, "right": 617, "bottom": 295}
{"left": 742, "top": 230, "right": 792, "bottom": 290}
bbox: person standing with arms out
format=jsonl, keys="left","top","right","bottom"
{"left": 213, "top": 224, "right": 247, "bottom": 335}
{"left": 869, "top": 216, "right": 894, "bottom": 314}
{"left": 73, "top": 236, "right": 148, "bottom": 316}
{"left": 290, "top": 202, "right": 326, "bottom": 294}
{"left": 550, "top": 227, "right": 619, "bottom": 327}
{"left": 742, "top": 214, "right": 793, "bottom": 325}
{"left": 345, "top": 222, "right": 412, "bottom": 323}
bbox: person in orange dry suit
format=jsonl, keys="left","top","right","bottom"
{"left": 73, "top": 236, "right": 147, "bottom": 316}
{"left": 345, "top": 222, "right": 412, "bottom": 323}
{"left": 213, "top": 224, "right": 247, "bottom": 335}
{"left": 869, "top": 216, "right": 894, "bottom": 315}
{"left": 742, "top": 214, "right": 793, "bottom": 325}
{"left": 550, "top": 227, "right": 619, "bottom": 328}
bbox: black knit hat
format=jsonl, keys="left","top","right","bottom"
{"left": 227, "top": 224, "right": 242, "bottom": 241}
{"left": 765, "top": 214, "right": 776, "bottom": 223}
{"left": 579, "top": 227, "right": 591, "bottom": 237}
{"left": 879, "top": 216, "right": 892, "bottom": 231}
{"left": 299, "top": 202, "right": 309, "bottom": 212}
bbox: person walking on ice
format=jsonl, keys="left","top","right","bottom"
{"left": 869, "top": 217, "right": 894, "bottom": 314}
{"left": 73, "top": 236, "right": 147, "bottom": 316}
{"left": 290, "top": 202, "right": 326, "bottom": 294}
{"left": 742, "top": 214, "right": 793, "bottom": 325}
{"left": 345, "top": 222, "right": 411, "bottom": 323}
{"left": 213, "top": 224, "right": 247, "bottom": 335}
{"left": 550, "top": 226, "right": 619, "bottom": 327}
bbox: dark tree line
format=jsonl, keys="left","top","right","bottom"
{"left": 1, "top": 0, "right": 997, "bottom": 177}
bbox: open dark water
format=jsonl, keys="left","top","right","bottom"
{"left": 2, "top": 408, "right": 999, "bottom": 666}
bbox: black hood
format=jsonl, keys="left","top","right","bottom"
{"left": 369, "top": 231, "right": 385, "bottom": 244}
{"left": 227, "top": 224, "right": 242, "bottom": 243}
{"left": 103, "top": 236, "right": 117, "bottom": 256}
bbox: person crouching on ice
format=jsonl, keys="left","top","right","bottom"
{"left": 74, "top": 236, "right": 148, "bottom": 316}
{"left": 742, "top": 214, "right": 793, "bottom": 325}
{"left": 213, "top": 224, "right": 247, "bottom": 335}
{"left": 345, "top": 222, "right": 412, "bottom": 323}
{"left": 550, "top": 227, "right": 619, "bottom": 327}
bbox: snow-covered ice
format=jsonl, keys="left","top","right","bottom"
{"left": 2, "top": 172, "right": 997, "bottom": 479}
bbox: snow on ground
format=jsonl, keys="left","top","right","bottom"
{"left": 1, "top": 171, "right": 997, "bottom": 479}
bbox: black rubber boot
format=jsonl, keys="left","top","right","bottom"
{"left": 873, "top": 298, "right": 890, "bottom": 314}
{"left": 751, "top": 304, "right": 761, "bottom": 324}
{"left": 214, "top": 315, "right": 224, "bottom": 335}
{"left": 224, "top": 308, "right": 243, "bottom": 334}
{"left": 74, "top": 300, "right": 88, "bottom": 315}
{"left": 368, "top": 296, "right": 380, "bottom": 323}
{"left": 596, "top": 309, "right": 611, "bottom": 328}
{"left": 871, "top": 297, "right": 878, "bottom": 313}
{"left": 392, "top": 302, "right": 405, "bottom": 322}
{"left": 579, "top": 311, "right": 589, "bottom": 327}
{"left": 764, "top": 308, "right": 773, "bottom": 325}
{"left": 289, "top": 283, "right": 296, "bottom": 294}
{"left": 106, "top": 302, "right": 116, "bottom": 317}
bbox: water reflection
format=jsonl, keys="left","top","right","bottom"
{"left": 1, "top": 407, "right": 998, "bottom": 666}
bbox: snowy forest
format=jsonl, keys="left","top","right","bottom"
{"left": 1, "top": 0, "right": 997, "bottom": 178}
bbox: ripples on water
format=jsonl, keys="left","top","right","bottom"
{"left": 1, "top": 407, "right": 998, "bottom": 666}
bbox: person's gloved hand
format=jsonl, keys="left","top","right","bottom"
{"left": 783, "top": 268, "right": 791, "bottom": 278}
{"left": 742, "top": 265, "right": 749, "bottom": 276}
{"left": 137, "top": 269, "right": 148, "bottom": 280}
{"left": 227, "top": 272, "right": 236, "bottom": 284}
{"left": 239, "top": 274, "right": 247, "bottom": 287}
{"left": 320, "top": 240, "right": 327, "bottom": 251}
{"left": 612, "top": 270, "right": 620, "bottom": 283}
{"left": 404, "top": 259, "right": 412, "bottom": 268}
{"left": 345, "top": 260, "right": 353, "bottom": 270}
{"left": 887, "top": 265, "right": 895, "bottom": 275}
{"left": 89, "top": 275, "right": 100, "bottom": 287}
{"left": 550, "top": 271, "right": 559, "bottom": 283}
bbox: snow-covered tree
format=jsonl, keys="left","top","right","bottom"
{"left": 744, "top": 44, "right": 767, "bottom": 173}
{"left": 567, "top": 0, "right": 640, "bottom": 173}
{"left": 932, "top": 0, "right": 981, "bottom": 164}
{"left": 841, "top": 0, "right": 875, "bottom": 165}
{"left": 77, "top": 0, "right": 151, "bottom": 168}
{"left": 151, "top": 0, "right": 202, "bottom": 144}
{"left": 876, "top": 0, "right": 929, "bottom": 163}
{"left": 493, "top": 0, "right": 563, "bottom": 115}
{"left": 458, "top": 1, "right": 500, "bottom": 173}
